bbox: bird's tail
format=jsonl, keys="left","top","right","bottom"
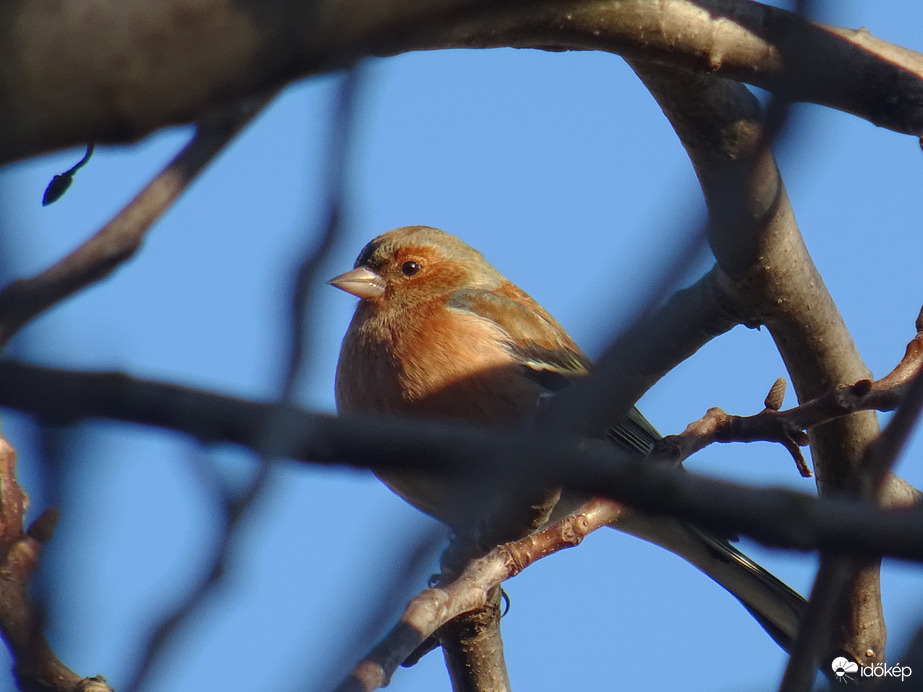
{"left": 614, "top": 513, "right": 805, "bottom": 651}
{"left": 603, "top": 407, "right": 805, "bottom": 649}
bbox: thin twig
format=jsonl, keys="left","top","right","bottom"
{"left": 122, "top": 71, "right": 362, "bottom": 691}
{"left": 0, "top": 92, "right": 275, "bottom": 348}
{"left": 335, "top": 499, "right": 625, "bottom": 691}
{"left": 862, "top": 308, "right": 923, "bottom": 498}
{"left": 650, "top": 310, "right": 923, "bottom": 477}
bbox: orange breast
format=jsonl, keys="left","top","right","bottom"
{"left": 334, "top": 299, "right": 546, "bottom": 526}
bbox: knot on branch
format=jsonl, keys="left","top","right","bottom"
{"left": 651, "top": 380, "right": 812, "bottom": 477}
{"left": 647, "top": 304, "right": 923, "bottom": 480}
{"left": 0, "top": 431, "right": 108, "bottom": 692}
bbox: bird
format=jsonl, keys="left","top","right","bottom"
{"left": 330, "top": 225, "right": 805, "bottom": 651}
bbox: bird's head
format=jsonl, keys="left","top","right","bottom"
{"left": 328, "top": 225, "right": 502, "bottom": 308}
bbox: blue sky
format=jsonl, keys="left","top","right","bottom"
{"left": 2, "top": 2, "right": 923, "bottom": 690}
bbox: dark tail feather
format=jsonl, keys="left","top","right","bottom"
{"left": 605, "top": 407, "right": 806, "bottom": 650}
{"left": 615, "top": 515, "right": 805, "bottom": 651}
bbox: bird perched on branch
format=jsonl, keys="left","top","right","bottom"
{"left": 330, "top": 225, "right": 804, "bottom": 650}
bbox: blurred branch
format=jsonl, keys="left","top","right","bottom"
{"left": 120, "top": 447, "right": 258, "bottom": 692}
{"left": 0, "top": 429, "right": 112, "bottom": 692}
{"left": 280, "top": 67, "right": 361, "bottom": 399}
{"left": 2, "top": 359, "right": 923, "bottom": 561}
{"left": 548, "top": 262, "right": 739, "bottom": 436}
{"left": 0, "top": 0, "right": 522, "bottom": 162}
{"left": 623, "top": 60, "right": 888, "bottom": 668}
{"left": 882, "top": 625, "right": 923, "bottom": 692}
{"left": 4, "top": 0, "right": 923, "bottom": 163}
{"left": 123, "top": 70, "right": 360, "bottom": 690}
{"left": 781, "top": 313, "right": 923, "bottom": 690}
{"left": 0, "top": 93, "right": 275, "bottom": 349}
{"left": 335, "top": 499, "right": 624, "bottom": 691}
{"left": 779, "top": 554, "right": 864, "bottom": 692}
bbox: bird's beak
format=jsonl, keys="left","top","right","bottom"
{"left": 328, "top": 266, "right": 385, "bottom": 299}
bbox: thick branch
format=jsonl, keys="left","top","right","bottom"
{"left": 622, "top": 61, "right": 887, "bottom": 669}
{"left": 4, "top": 0, "right": 923, "bottom": 163}
{"left": 0, "top": 94, "right": 272, "bottom": 348}
{"left": 439, "top": 587, "right": 509, "bottom": 692}
{"left": 0, "top": 0, "right": 514, "bottom": 163}
{"left": 1, "top": 360, "right": 923, "bottom": 562}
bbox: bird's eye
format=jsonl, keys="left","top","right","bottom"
{"left": 401, "top": 260, "right": 421, "bottom": 277}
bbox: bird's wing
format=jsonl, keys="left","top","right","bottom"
{"left": 447, "top": 285, "right": 659, "bottom": 456}
{"left": 448, "top": 286, "right": 805, "bottom": 651}
{"left": 447, "top": 286, "right": 590, "bottom": 373}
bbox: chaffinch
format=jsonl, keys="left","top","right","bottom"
{"left": 330, "top": 225, "right": 804, "bottom": 649}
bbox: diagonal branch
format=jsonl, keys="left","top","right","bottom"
{"left": 651, "top": 306, "right": 923, "bottom": 478}
{"left": 0, "top": 359, "right": 922, "bottom": 561}
{"left": 335, "top": 499, "right": 624, "bottom": 692}
{"left": 0, "top": 430, "right": 113, "bottom": 692}
{"left": 120, "top": 68, "right": 359, "bottom": 690}
{"left": 0, "top": 92, "right": 275, "bottom": 348}
{"left": 4, "top": 0, "right": 923, "bottom": 163}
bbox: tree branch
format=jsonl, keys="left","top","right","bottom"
{"left": 781, "top": 312, "right": 923, "bottom": 689}
{"left": 0, "top": 430, "right": 113, "bottom": 692}
{"left": 335, "top": 499, "right": 623, "bottom": 691}
{"left": 620, "top": 60, "right": 889, "bottom": 669}
{"left": 1, "top": 359, "right": 922, "bottom": 562}
{"left": 439, "top": 587, "right": 509, "bottom": 692}
{"left": 0, "top": 93, "right": 273, "bottom": 348}
{"left": 4, "top": 0, "right": 923, "bottom": 163}
{"left": 651, "top": 308, "right": 923, "bottom": 478}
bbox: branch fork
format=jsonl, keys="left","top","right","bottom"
{"left": 0, "top": 432, "right": 111, "bottom": 692}
{"left": 651, "top": 305, "right": 923, "bottom": 479}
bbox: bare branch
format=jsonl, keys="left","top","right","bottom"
{"left": 0, "top": 94, "right": 274, "bottom": 348}
{"left": 618, "top": 60, "right": 888, "bottom": 668}
{"left": 781, "top": 309, "right": 923, "bottom": 687}
{"left": 439, "top": 587, "right": 510, "bottom": 692}
{"left": 652, "top": 402, "right": 812, "bottom": 479}
{"left": 778, "top": 362, "right": 923, "bottom": 691}
{"left": 860, "top": 307, "right": 923, "bottom": 498}
{"left": 4, "top": 0, "right": 923, "bottom": 163}
{"left": 336, "top": 499, "right": 623, "bottom": 691}
{"left": 0, "top": 430, "right": 113, "bottom": 692}
{"left": 419, "top": 1, "right": 923, "bottom": 135}
{"left": 651, "top": 310, "right": 923, "bottom": 478}
{"left": 1, "top": 360, "right": 922, "bottom": 561}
